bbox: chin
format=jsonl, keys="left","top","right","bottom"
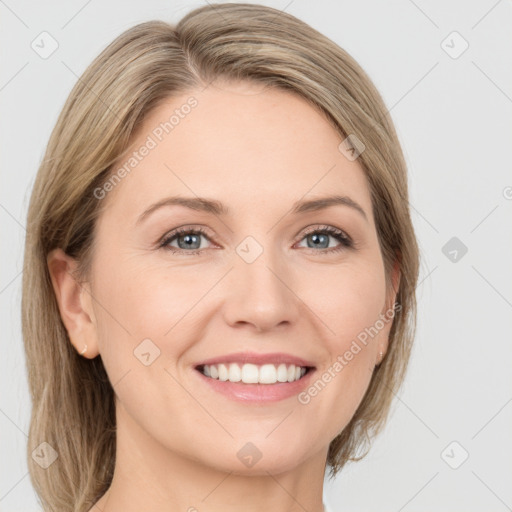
{"left": 196, "top": 441, "right": 310, "bottom": 476}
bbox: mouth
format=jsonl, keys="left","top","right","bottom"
{"left": 195, "top": 362, "right": 315, "bottom": 385}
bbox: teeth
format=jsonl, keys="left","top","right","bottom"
{"left": 277, "top": 363, "right": 288, "bottom": 382}
{"left": 228, "top": 363, "right": 241, "bottom": 382}
{"left": 201, "top": 363, "right": 308, "bottom": 384}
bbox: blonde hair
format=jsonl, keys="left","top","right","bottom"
{"left": 22, "top": 3, "right": 420, "bottom": 511}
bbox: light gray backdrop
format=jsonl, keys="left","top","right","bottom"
{"left": 1, "top": 1, "right": 511, "bottom": 511}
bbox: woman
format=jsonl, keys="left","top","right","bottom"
{"left": 22, "top": 3, "right": 420, "bottom": 511}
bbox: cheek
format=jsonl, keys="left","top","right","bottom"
{"left": 91, "top": 255, "right": 212, "bottom": 362}
{"left": 293, "top": 260, "right": 386, "bottom": 429}
{"left": 90, "top": 258, "right": 202, "bottom": 424}
{"left": 304, "top": 260, "right": 387, "bottom": 347}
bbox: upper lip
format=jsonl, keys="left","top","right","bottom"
{"left": 195, "top": 352, "right": 316, "bottom": 368}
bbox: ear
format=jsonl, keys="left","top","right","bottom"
{"left": 377, "top": 256, "right": 401, "bottom": 362}
{"left": 47, "top": 248, "right": 100, "bottom": 358}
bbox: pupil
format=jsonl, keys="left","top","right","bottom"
{"left": 179, "top": 234, "right": 200, "bottom": 249}
{"left": 309, "top": 233, "right": 328, "bottom": 249}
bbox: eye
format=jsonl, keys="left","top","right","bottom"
{"left": 159, "top": 226, "right": 212, "bottom": 255}
{"left": 295, "top": 225, "right": 353, "bottom": 254}
{"left": 158, "top": 224, "right": 354, "bottom": 256}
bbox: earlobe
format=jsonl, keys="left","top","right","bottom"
{"left": 46, "top": 248, "right": 100, "bottom": 358}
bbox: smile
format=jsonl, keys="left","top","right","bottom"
{"left": 197, "top": 362, "right": 311, "bottom": 384}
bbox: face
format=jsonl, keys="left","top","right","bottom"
{"left": 70, "top": 80, "right": 397, "bottom": 475}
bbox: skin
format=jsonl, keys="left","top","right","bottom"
{"left": 48, "top": 80, "right": 399, "bottom": 512}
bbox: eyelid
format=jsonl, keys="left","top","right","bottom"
{"left": 157, "top": 224, "right": 214, "bottom": 250}
{"left": 159, "top": 224, "right": 210, "bottom": 240}
{"left": 297, "top": 224, "right": 352, "bottom": 243}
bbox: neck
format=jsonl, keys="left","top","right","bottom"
{"left": 91, "top": 402, "right": 328, "bottom": 512}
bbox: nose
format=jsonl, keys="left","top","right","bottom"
{"left": 222, "top": 248, "right": 300, "bottom": 333}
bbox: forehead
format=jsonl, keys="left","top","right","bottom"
{"left": 104, "top": 80, "right": 372, "bottom": 221}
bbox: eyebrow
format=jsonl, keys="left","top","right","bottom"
{"left": 136, "top": 194, "right": 368, "bottom": 225}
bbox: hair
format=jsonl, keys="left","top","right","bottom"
{"left": 22, "top": 3, "right": 420, "bottom": 511}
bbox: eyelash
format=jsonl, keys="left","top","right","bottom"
{"left": 158, "top": 225, "right": 354, "bottom": 256}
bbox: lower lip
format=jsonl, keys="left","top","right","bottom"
{"left": 195, "top": 368, "right": 316, "bottom": 403}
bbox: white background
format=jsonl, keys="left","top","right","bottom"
{"left": 1, "top": 1, "right": 511, "bottom": 511}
